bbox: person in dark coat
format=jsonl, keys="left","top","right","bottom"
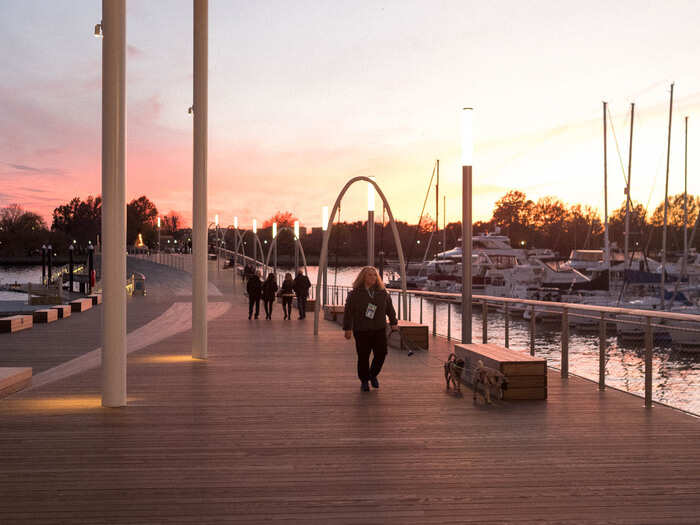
{"left": 343, "top": 266, "right": 398, "bottom": 391}
{"left": 279, "top": 273, "right": 295, "bottom": 320}
{"left": 293, "top": 271, "right": 312, "bottom": 319}
{"left": 247, "top": 270, "right": 262, "bottom": 320}
{"left": 261, "top": 273, "right": 279, "bottom": 320}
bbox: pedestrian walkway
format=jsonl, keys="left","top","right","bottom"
{"left": 1, "top": 263, "right": 699, "bottom": 524}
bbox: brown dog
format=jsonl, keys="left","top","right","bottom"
{"left": 472, "top": 359, "right": 508, "bottom": 404}
{"left": 444, "top": 353, "right": 465, "bottom": 393}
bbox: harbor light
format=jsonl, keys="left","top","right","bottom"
{"left": 253, "top": 219, "right": 257, "bottom": 234}
{"left": 322, "top": 206, "right": 329, "bottom": 231}
{"left": 294, "top": 220, "right": 300, "bottom": 239}
{"left": 234, "top": 216, "right": 238, "bottom": 229}
{"left": 215, "top": 214, "right": 219, "bottom": 227}
{"left": 272, "top": 222, "right": 277, "bottom": 239}
{"left": 157, "top": 216, "right": 161, "bottom": 228}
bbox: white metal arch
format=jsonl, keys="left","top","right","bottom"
{"left": 313, "top": 176, "right": 408, "bottom": 335}
{"left": 263, "top": 226, "right": 309, "bottom": 277}
{"left": 237, "top": 229, "right": 266, "bottom": 271}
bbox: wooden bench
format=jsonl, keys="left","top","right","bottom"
{"left": 88, "top": 293, "right": 102, "bottom": 305}
{"left": 454, "top": 343, "right": 547, "bottom": 400}
{"left": 0, "top": 315, "right": 33, "bottom": 333}
{"left": 70, "top": 298, "right": 93, "bottom": 313}
{"left": 51, "top": 305, "right": 72, "bottom": 319}
{"left": 33, "top": 309, "right": 59, "bottom": 324}
{"left": 388, "top": 320, "right": 429, "bottom": 351}
{"left": 0, "top": 367, "right": 32, "bottom": 398}
{"left": 323, "top": 305, "right": 345, "bottom": 324}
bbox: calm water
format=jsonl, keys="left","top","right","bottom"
{"left": 3, "top": 264, "right": 699, "bottom": 415}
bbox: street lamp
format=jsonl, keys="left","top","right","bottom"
{"left": 272, "top": 222, "right": 278, "bottom": 279}
{"left": 461, "top": 107, "right": 474, "bottom": 344}
{"left": 214, "top": 214, "right": 220, "bottom": 273}
{"left": 322, "top": 206, "right": 329, "bottom": 305}
{"left": 157, "top": 216, "right": 161, "bottom": 258}
{"left": 367, "top": 177, "right": 375, "bottom": 267}
{"left": 253, "top": 219, "right": 258, "bottom": 271}
{"left": 294, "top": 220, "right": 300, "bottom": 276}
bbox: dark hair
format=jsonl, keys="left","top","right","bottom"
{"left": 266, "top": 273, "right": 275, "bottom": 282}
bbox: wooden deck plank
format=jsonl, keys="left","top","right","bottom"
{"left": 0, "top": 264, "right": 698, "bottom": 524}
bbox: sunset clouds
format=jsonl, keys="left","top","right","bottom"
{"left": 2, "top": 0, "right": 700, "bottom": 230}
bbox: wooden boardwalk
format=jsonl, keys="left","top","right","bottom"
{"left": 1, "top": 264, "right": 699, "bottom": 523}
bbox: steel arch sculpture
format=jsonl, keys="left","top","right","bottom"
{"left": 313, "top": 176, "right": 408, "bottom": 335}
{"left": 264, "top": 226, "right": 309, "bottom": 277}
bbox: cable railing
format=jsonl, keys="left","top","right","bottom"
{"left": 321, "top": 283, "right": 700, "bottom": 411}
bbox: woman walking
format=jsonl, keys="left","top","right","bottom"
{"left": 279, "top": 273, "right": 295, "bottom": 320}
{"left": 343, "top": 267, "right": 398, "bottom": 392}
{"left": 246, "top": 270, "right": 262, "bottom": 320}
{"left": 262, "top": 273, "right": 278, "bottom": 320}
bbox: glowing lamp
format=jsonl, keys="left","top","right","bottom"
{"left": 461, "top": 107, "right": 474, "bottom": 166}
{"left": 215, "top": 214, "right": 219, "bottom": 227}
{"left": 367, "top": 177, "right": 375, "bottom": 212}
{"left": 322, "top": 206, "right": 329, "bottom": 231}
{"left": 294, "top": 221, "right": 300, "bottom": 239}
{"left": 234, "top": 216, "right": 238, "bottom": 229}
{"left": 272, "top": 222, "right": 277, "bottom": 239}
{"left": 157, "top": 216, "right": 161, "bottom": 228}
{"left": 252, "top": 219, "right": 257, "bottom": 234}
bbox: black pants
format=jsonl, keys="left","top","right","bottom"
{"left": 296, "top": 295, "right": 307, "bottom": 318}
{"left": 282, "top": 296, "right": 293, "bottom": 318}
{"left": 248, "top": 296, "right": 260, "bottom": 318}
{"left": 263, "top": 298, "right": 274, "bottom": 318}
{"left": 354, "top": 328, "right": 388, "bottom": 382}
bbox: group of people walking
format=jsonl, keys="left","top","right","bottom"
{"left": 245, "top": 269, "right": 311, "bottom": 320}
{"left": 243, "top": 264, "right": 399, "bottom": 393}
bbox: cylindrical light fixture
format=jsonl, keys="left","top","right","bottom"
{"left": 157, "top": 216, "right": 161, "bottom": 228}
{"left": 272, "top": 222, "right": 277, "bottom": 238}
{"left": 294, "top": 220, "right": 300, "bottom": 239}
{"left": 234, "top": 216, "right": 238, "bottom": 229}
{"left": 461, "top": 107, "right": 473, "bottom": 344}
{"left": 322, "top": 206, "right": 329, "bottom": 231}
{"left": 215, "top": 214, "right": 219, "bottom": 227}
{"left": 253, "top": 219, "right": 257, "bottom": 234}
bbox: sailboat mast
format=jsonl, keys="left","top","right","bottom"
{"left": 661, "top": 82, "right": 674, "bottom": 310}
{"left": 683, "top": 116, "right": 689, "bottom": 279}
{"left": 443, "top": 195, "right": 447, "bottom": 251}
{"left": 625, "top": 103, "right": 635, "bottom": 267}
{"left": 603, "top": 102, "right": 610, "bottom": 267}
{"left": 435, "top": 159, "right": 439, "bottom": 256}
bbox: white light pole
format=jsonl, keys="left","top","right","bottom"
{"left": 253, "top": 219, "right": 258, "bottom": 273}
{"left": 157, "top": 216, "right": 161, "bottom": 263}
{"left": 101, "top": 0, "right": 127, "bottom": 407}
{"left": 272, "top": 222, "right": 278, "bottom": 280}
{"left": 294, "top": 220, "right": 300, "bottom": 276}
{"left": 322, "top": 206, "right": 328, "bottom": 305}
{"left": 461, "top": 108, "right": 473, "bottom": 345}
{"left": 367, "top": 177, "right": 375, "bottom": 267}
{"left": 192, "top": 0, "right": 208, "bottom": 360}
{"left": 215, "top": 213, "right": 220, "bottom": 274}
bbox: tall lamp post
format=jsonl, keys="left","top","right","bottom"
{"left": 272, "top": 222, "right": 278, "bottom": 281}
{"left": 215, "top": 213, "right": 220, "bottom": 273}
{"left": 322, "top": 206, "right": 328, "bottom": 305}
{"left": 461, "top": 107, "right": 473, "bottom": 344}
{"left": 294, "top": 220, "right": 300, "bottom": 276}
{"left": 252, "top": 219, "right": 258, "bottom": 273}
{"left": 157, "top": 216, "right": 161, "bottom": 261}
{"left": 68, "top": 243, "right": 74, "bottom": 293}
{"left": 367, "top": 177, "right": 375, "bottom": 267}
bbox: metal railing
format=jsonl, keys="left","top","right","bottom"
{"left": 320, "top": 283, "right": 700, "bottom": 410}
{"left": 128, "top": 249, "right": 188, "bottom": 272}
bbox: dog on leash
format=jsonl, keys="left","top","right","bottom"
{"left": 444, "top": 353, "right": 465, "bottom": 393}
{"left": 472, "top": 359, "right": 508, "bottom": 404}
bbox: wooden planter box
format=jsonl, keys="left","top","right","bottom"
{"left": 323, "top": 305, "right": 345, "bottom": 323}
{"left": 51, "top": 305, "right": 72, "bottom": 319}
{"left": 388, "top": 320, "right": 429, "bottom": 351}
{"left": 454, "top": 343, "right": 547, "bottom": 400}
{"left": 70, "top": 298, "right": 93, "bottom": 313}
{"left": 33, "top": 309, "right": 59, "bottom": 324}
{"left": 0, "top": 367, "right": 32, "bottom": 398}
{"left": 0, "top": 315, "right": 33, "bottom": 333}
{"left": 88, "top": 293, "right": 102, "bottom": 305}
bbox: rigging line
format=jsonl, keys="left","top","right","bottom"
{"left": 606, "top": 106, "right": 629, "bottom": 186}
{"left": 408, "top": 161, "right": 437, "bottom": 263}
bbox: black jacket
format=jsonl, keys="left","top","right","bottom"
{"left": 293, "top": 274, "right": 311, "bottom": 297}
{"left": 342, "top": 287, "right": 398, "bottom": 332}
{"left": 262, "top": 278, "right": 278, "bottom": 300}
{"left": 280, "top": 280, "right": 295, "bottom": 296}
{"left": 247, "top": 276, "right": 262, "bottom": 298}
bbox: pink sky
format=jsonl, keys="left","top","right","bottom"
{"left": 2, "top": 1, "right": 700, "bottom": 231}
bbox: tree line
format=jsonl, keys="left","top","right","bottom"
{"left": 1, "top": 190, "right": 698, "bottom": 259}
